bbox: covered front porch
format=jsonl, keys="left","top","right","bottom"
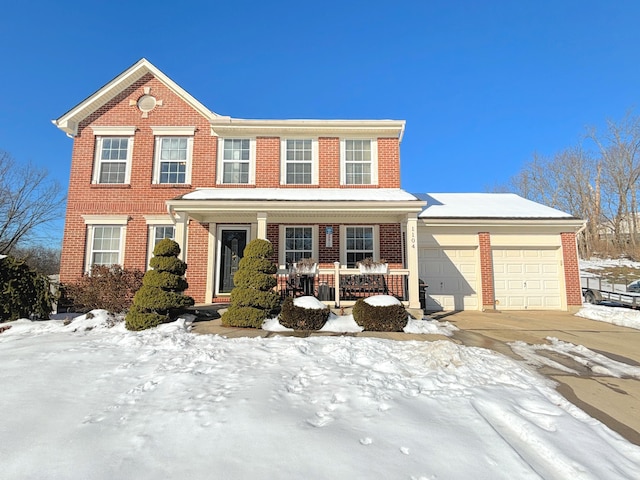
{"left": 166, "top": 188, "right": 426, "bottom": 309}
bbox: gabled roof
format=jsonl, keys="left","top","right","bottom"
{"left": 416, "top": 193, "right": 578, "bottom": 219}
{"left": 52, "top": 58, "right": 219, "bottom": 136}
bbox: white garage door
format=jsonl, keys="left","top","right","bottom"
{"left": 493, "top": 248, "right": 562, "bottom": 310}
{"left": 419, "top": 247, "right": 479, "bottom": 311}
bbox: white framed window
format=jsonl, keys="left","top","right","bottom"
{"left": 83, "top": 215, "right": 129, "bottom": 271}
{"left": 218, "top": 138, "right": 255, "bottom": 184}
{"left": 340, "top": 139, "right": 378, "bottom": 185}
{"left": 341, "top": 225, "right": 380, "bottom": 268}
{"left": 144, "top": 215, "right": 178, "bottom": 267}
{"left": 91, "top": 126, "right": 136, "bottom": 184}
{"left": 151, "top": 127, "right": 195, "bottom": 184}
{"left": 281, "top": 139, "right": 317, "bottom": 185}
{"left": 279, "top": 226, "right": 318, "bottom": 266}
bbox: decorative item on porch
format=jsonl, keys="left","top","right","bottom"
{"left": 293, "top": 257, "right": 318, "bottom": 275}
{"left": 357, "top": 257, "right": 388, "bottom": 274}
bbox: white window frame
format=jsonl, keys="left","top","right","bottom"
{"left": 144, "top": 215, "right": 176, "bottom": 268}
{"left": 91, "top": 126, "right": 136, "bottom": 184}
{"left": 280, "top": 138, "right": 318, "bottom": 185}
{"left": 340, "top": 225, "right": 380, "bottom": 268}
{"left": 151, "top": 126, "right": 195, "bottom": 185}
{"left": 340, "top": 138, "right": 378, "bottom": 186}
{"left": 82, "top": 215, "right": 129, "bottom": 272}
{"left": 217, "top": 137, "right": 256, "bottom": 184}
{"left": 279, "top": 225, "right": 318, "bottom": 268}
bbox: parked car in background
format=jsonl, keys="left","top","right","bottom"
{"left": 627, "top": 280, "right": 640, "bottom": 293}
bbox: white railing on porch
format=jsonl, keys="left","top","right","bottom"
{"left": 276, "top": 262, "right": 410, "bottom": 307}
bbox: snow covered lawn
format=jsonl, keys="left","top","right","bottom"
{"left": 2, "top": 312, "right": 640, "bottom": 479}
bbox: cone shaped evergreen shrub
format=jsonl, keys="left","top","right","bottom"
{"left": 221, "top": 238, "right": 280, "bottom": 328}
{"left": 125, "top": 239, "right": 194, "bottom": 331}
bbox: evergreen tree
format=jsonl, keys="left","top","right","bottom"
{"left": 0, "top": 255, "right": 54, "bottom": 322}
{"left": 125, "top": 239, "right": 194, "bottom": 331}
{"left": 221, "top": 239, "right": 280, "bottom": 328}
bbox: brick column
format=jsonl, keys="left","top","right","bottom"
{"left": 561, "top": 232, "right": 582, "bottom": 309}
{"left": 478, "top": 232, "right": 495, "bottom": 309}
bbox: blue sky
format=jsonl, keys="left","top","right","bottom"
{"left": 1, "top": 1, "right": 640, "bottom": 244}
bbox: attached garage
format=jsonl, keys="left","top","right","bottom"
{"left": 492, "top": 248, "right": 562, "bottom": 310}
{"left": 418, "top": 247, "right": 479, "bottom": 311}
{"left": 415, "top": 193, "right": 585, "bottom": 312}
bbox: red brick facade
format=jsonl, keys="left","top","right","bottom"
{"left": 478, "top": 232, "right": 495, "bottom": 309}
{"left": 561, "top": 232, "right": 583, "bottom": 307}
{"left": 58, "top": 66, "right": 406, "bottom": 304}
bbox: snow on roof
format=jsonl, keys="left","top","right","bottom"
{"left": 416, "top": 193, "right": 575, "bottom": 219}
{"left": 180, "top": 188, "right": 419, "bottom": 202}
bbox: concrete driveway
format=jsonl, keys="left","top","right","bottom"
{"left": 432, "top": 310, "right": 640, "bottom": 446}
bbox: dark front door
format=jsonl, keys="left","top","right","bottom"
{"left": 219, "top": 229, "right": 247, "bottom": 293}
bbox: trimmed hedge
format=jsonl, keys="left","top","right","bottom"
{"left": 125, "top": 239, "right": 194, "bottom": 331}
{"left": 352, "top": 298, "right": 408, "bottom": 332}
{"left": 221, "top": 238, "right": 280, "bottom": 328}
{"left": 279, "top": 297, "right": 329, "bottom": 330}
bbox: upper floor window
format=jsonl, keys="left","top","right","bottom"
{"left": 91, "top": 126, "right": 136, "bottom": 184}
{"left": 282, "top": 139, "right": 316, "bottom": 185}
{"left": 158, "top": 137, "right": 188, "bottom": 183}
{"left": 151, "top": 126, "right": 195, "bottom": 184}
{"left": 219, "top": 138, "right": 255, "bottom": 184}
{"left": 341, "top": 139, "right": 377, "bottom": 185}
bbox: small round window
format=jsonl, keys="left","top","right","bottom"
{"left": 137, "top": 94, "right": 157, "bottom": 113}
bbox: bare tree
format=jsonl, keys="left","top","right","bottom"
{"left": 587, "top": 112, "right": 640, "bottom": 250}
{"left": 0, "top": 150, "right": 65, "bottom": 254}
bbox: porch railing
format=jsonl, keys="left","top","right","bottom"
{"left": 276, "top": 262, "right": 409, "bottom": 306}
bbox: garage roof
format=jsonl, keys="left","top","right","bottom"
{"left": 416, "top": 193, "right": 576, "bottom": 219}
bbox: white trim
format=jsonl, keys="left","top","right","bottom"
{"left": 91, "top": 126, "right": 136, "bottom": 136}
{"left": 340, "top": 138, "right": 378, "bottom": 185}
{"left": 82, "top": 214, "right": 129, "bottom": 225}
{"left": 215, "top": 225, "right": 251, "bottom": 296}
{"left": 151, "top": 126, "right": 196, "bottom": 136}
{"left": 84, "top": 224, "right": 126, "bottom": 272}
{"left": 278, "top": 225, "right": 319, "bottom": 268}
{"left": 92, "top": 135, "right": 134, "bottom": 184}
{"left": 339, "top": 225, "right": 380, "bottom": 267}
{"left": 144, "top": 214, "right": 175, "bottom": 225}
{"left": 280, "top": 138, "right": 318, "bottom": 185}
{"left": 146, "top": 224, "right": 176, "bottom": 269}
{"left": 153, "top": 135, "right": 194, "bottom": 184}
{"left": 217, "top": 137, "right": 256, "bottom": 185}
{"left": 53, "top": 58, "right": 219, "bottom": 136}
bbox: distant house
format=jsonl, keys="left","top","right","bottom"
{"left": 53, "top": 59, "right": 585, "bottom": 312}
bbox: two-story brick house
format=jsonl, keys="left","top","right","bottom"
{"left": 54, "top": 59, "right": 426, "bottom": 308}
{"left": 54, "top": 59, "right": 585, "bottom": 312}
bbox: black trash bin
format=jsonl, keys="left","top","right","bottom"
{"left": 419, "top": 279, "right": 428, "bottom": 310}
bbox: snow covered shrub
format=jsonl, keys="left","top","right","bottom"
{"left": 221, "top": 239, "right": 279, "bottom": 328}
{"left": 352, "top": 296, "right": 408, "bottom": 332}
{"left": 0, "top": 255, "right": 54, "bottom": 321}
{"left": 279, "top": 296, "right": 329, "bottom": 330}
{"left": 125, "top": 239, "right": 194, "bottom": 331}
{"left": 65, "top": 265, "right": 143, "bottom": 314}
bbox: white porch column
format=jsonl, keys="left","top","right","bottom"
{"left": 205, "top": 222, "right": 217, "bottom": 303}
{"left": 174, "top": 213, "right": 188, "bottom": 262}
{"left": 405, "top": 213, "right": 420, "bottom": 309}
{"left": 257, "top": 212, "right": 268, "bottom": 240}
